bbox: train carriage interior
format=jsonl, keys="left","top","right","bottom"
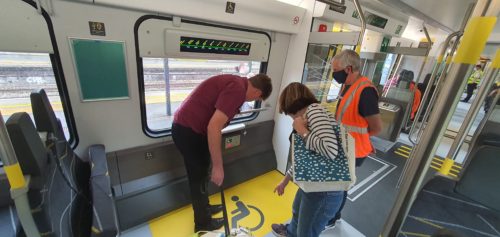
{"left": 0, "top": 0, "right": 499, "bottom": 236}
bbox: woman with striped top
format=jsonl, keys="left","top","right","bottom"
{"left": 271, "top": 82, "right": 345, "bottom": 237}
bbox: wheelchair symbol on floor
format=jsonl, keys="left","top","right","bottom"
{"left": 230, "top": 195, "right": 265, "bottom": 231}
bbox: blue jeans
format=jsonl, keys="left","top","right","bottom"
{"left": 286, "top": 189, "right": 344, "bottom": 237}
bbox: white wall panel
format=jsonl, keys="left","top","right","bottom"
{"left": 68, "top": 0, "right": 306, "bottom": 34}
{"left": 49, "top": 1, "right": 160, "bottom": 155}
{"left": 251, "top": 33, "right": 290, "bottom": 124}
{"left": 37, "top": 0, "right": 289, "bottom": 156}
{"left": 272, "top": 0, "right": 316, "bottom": 173}
{"left": 0, "top": 0, "right": 53, "bottom": 53}
{"left": 138, "top": 18, "right": 270, "bottom": 61}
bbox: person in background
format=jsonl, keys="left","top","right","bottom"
{"left": 326, "top": 49, "right": 382, "bottom": 229}
{"left": 418, "top": 73, "right": 432, "bottom": 95}
{"left": 484, "top": 81, "right": 500, "bottom": 113}
{"left": 271, "top": 82, "right": 345, "bottom": 237}
{"left": 172, "top": 74, "right": 272, "bottom": 232}
{"left": 383, "top": 69, "right": 413, "bottom": 93}
{"left": 397, "top": 70, "right": 414, "bottom": 89}
{"left": 410, "top": 80, "right": 422, "bottom": 120}
{"left": 416, "top": 73, "right": 436, "bottom": 121}
{"left": 462, "top": 64, "right": 484, "bottom": 103}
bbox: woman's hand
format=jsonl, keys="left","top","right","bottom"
{"left": 274, "top": 175, "right": 291, "bottom": 196}
{"left": 292, "top": 116, "right": 308, "bottom": 135}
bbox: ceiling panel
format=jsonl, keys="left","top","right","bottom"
{"left": 401, "top": 0, "right": 476, "bottom": 31}
{"left": 369, "top": 0, "right": 476, "bottom": 32}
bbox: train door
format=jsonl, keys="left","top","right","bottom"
{"left": 360, "top": 52, "right": 389, "bottom": 90}
{"left": 381, "top": 3, "right": 499, "bottom": 235}
{"left": 300, "top": 17, "right": 361, "bottom": 113}
{"left": 301, "top": 39, "right": 355, "bottom": 111}
{"left": 374, "top": 46, "right": 430, "bottom": 146}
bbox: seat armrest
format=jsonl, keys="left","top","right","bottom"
{"left": 88, "top": 145, "right": 118, "bottom": 236}
{"left": 483, "top": 139, "right": 500, "bottom": 147}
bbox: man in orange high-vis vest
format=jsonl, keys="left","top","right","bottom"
{"left": 410, "top": 81, "right": 422, "bottom": 120}
{"left": 325, "top": 49, "right": 382, "bottom": 229}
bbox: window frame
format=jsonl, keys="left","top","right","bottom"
{"left": 134, "top": 15, "right": 271, "bottom": 138}
{"left": 14, "top": 0, "right": 79, "bottom": 147}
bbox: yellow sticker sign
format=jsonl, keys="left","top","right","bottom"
{"left": 492, "top": 48, "right": 500, "bottom": 69}
{"left": 4, "top": 163, "right": 26, "bottom": 189}
{"left": 453, "top": 17, "right": 497, "bottom": 65}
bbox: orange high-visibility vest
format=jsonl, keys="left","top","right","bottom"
{"left": 410, "top": 83, "right": 422, "bottom": 120}
{"left": 336, "top": 77, "right": 376, "bottom": 158}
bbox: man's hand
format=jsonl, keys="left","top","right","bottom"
{"left": 211, "top": 164, "right": 224, "bottom": 186}
{"left": 207, "top": 110, "right": 229, "bottom": 187}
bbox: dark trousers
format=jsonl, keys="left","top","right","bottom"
{"left": 331, "top": 157, "right": 366, "bottom": 222}
{"left": 463, "top": 83, "right": 477, "bottom": 102}
{"left": 171, "top": 123, "right": 212, "bottom": 228}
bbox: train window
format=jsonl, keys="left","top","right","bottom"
{"left": 143, "top": 58, "right": 261, "bottom": 131}
{"left": 302, "top": 44, "right": 355, "bottom": 102}
{"left": 0, "top": 52, "right": 73, "bottom": 140}
{"left": 380, "top": 53, "right": 397, "bottom": 86}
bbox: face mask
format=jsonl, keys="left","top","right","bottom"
{"left": 333, "top": 69, "right": 348, "bottom": 84}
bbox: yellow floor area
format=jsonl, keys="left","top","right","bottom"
{"left": 148, "top": 171, "right": 298, "bottom": 237}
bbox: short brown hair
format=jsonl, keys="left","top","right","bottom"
{"left": 249, "top": 74, "right": 272, "bottom": 100}
{"left": 279, "top": 82, "right": 318, "bottom": 115}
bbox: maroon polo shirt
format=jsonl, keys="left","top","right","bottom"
{"left": 174, "top": 74, "right": 248, "bottom": 135}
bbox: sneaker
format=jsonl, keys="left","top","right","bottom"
{"left": 209, "top": 204, "right": 223, "bottom": 215}
{"left": 271, "top": 223, "right": 287, "bottom": 237}
{"left": 324, "top": 219, "right": 341, "bottom": 230}
{"left": 194, "top": 217, "right": 225, "bottom": 232}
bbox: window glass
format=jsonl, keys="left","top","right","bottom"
{"left": 380, "top": 53, "right": 396, "bottom": 86}
{"left": 143, "top": 58, "right": 261, "bottom": 131}
{"left": 301, "top": 44, "right": 355, "bottom": 102}
{"left": 0, "top": 52, "right": 71, "bottom": 139}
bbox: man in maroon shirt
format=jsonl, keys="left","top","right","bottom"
{"left": 172, "top": 74, "right": 272, "bottom": 232}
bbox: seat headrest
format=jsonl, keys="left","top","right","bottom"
{"left": 5, "top": 112, "right": 48, "bottom": 176}
{"left": 30, "top": 89, "right": 64, "bottom": 140}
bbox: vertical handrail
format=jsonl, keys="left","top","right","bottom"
{"left": 401, "top": 25, "right": 431, "bottom": 135}
{"left": 414, "top": 35, "right": 461, "bottom": 142}
{"left": 383, "top": 52, "right": 403, "bottom": 98}
{"left": 443, "top": 65, "right": 499, "bottom": 173}
{"left": 408, "top": 2, "right": 474, "bottom": 144}
{"left": 382, "top": 0, "right": 498, "bottom": 234}
{"left": 0, "top": 111, "right": 41, "bottom": 237}
{"left": 399, "top": 33, "right": 460, "bottom": 189}
{"left": 0, "top": 114, "right": 18, "bottom": 167}
{"left": 413, "top": 25, "right": 432, "bottom": 85}
{"left": 353, "top": 0, "right": 365, "bottom": 54}
{"left": 460, "top": 86, "right": 500, "bottom": 178}
{"left": 407, "top": 32, "right": 461, "bottom": 145}
{"left": 163, "top": 58, "right": 172, "bottom": 116}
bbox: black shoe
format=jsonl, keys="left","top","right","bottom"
{"left": 194, "top": 218, "right": 225, "bottom": 232}
{"left": 209, "top": 204, "right": 224, "bottom": 215}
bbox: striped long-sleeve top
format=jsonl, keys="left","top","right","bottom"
{"left": 286, "top": 103, "right": 340, "bottom": 177}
